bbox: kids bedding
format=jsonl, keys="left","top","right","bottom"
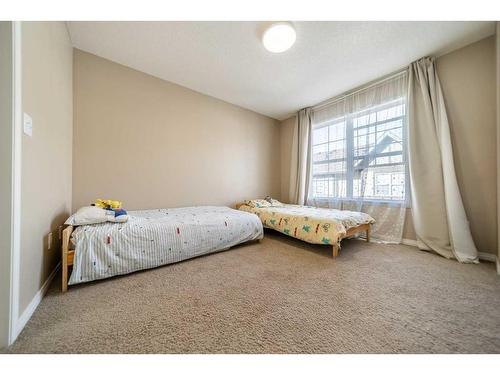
{"left": 68, "top": 206, "right": 263, "bottom": 285}
{"left": 238, "top": 202, "right": 374, "bottom": 247}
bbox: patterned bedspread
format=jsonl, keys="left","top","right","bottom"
{"left": 238, "top": 204, "right": 374, "bottom": 246}
{"left": 69, "top": 206, "right": 263, "bottom": 285}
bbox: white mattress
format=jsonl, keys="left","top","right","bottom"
{"left": 68, "top": 206, "right": 263, "bottom": 285}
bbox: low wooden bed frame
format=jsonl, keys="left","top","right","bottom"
{"left": 61, "top": 225, "right": 74, "bottom": 292}
{"left": 235, "top": 203, "right": 371, "bottom": 258}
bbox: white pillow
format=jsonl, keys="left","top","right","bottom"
{"left": 65, "top": 206, "right": 129, "bottom": 226}
{"left": 265, "top": 197, "right": 284, "bottom": 207}
{"left": 244, "top": 199, "right": 272, "bottom": 208}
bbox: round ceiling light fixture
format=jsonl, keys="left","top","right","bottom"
{"left": 262, "top": 22, "right": 296, "bottom": 53}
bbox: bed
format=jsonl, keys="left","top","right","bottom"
{"left": 61, "top": 206, "right": 263, "bottom": 291}
{"left": 237, "top": 202, "right": 375, "bottom": 257}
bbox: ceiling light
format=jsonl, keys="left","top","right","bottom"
{"left": 262, "top": 22, "right": 296, "bottom": 53}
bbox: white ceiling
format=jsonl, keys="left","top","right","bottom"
{"left": 67, "top": 21, "right": 495, "bottom": 120}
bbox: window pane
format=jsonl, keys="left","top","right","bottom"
{"left": 375, "top": 156, "right": 390, "bottom": 165}
{"left": 384, "top": 141, "right": 402, "bottom": 153}
{"left": 312, "top": 163, "right": 329, "bottom": 175}
{"left": 354, "top": 165, "right": 406, "bottom": 200}
{"left": 313, "top": 144, "right": 328, "bottom": 162}
{"left": 329, "top": 140, "right": 345, "bottom": 161}
{"left": 328, "top": 161, "right": 345, "bottom": 173}
{"left": 313, "top": 126, "right": 328, "bottom": 145}
{"left": 389, "top": 154, "right": 403, "bottom": 164}
{"left": 355, "top": 114, "right": 369, "bottom": 127}
{"left": 310, "top": 97, "right": 407, "bottom": 202}
{"left": 329, "top": 121, "right": 345, "bottom": 142}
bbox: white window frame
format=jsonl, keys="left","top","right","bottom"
{"left": 310, "top": 98, "right": 410, "bottom": 205}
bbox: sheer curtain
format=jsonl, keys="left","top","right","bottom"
{"left": 307, "top": 72, "right": 409, "bottom": 243}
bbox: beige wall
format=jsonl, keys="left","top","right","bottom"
{"left": 73, "top": 49, "right": 280, "bottom": 211}
{"left": 279, "top": 36, "right": 497, "bottom": 254}
{"left": 19, "top": 22, "right": 73, "bottom": 312}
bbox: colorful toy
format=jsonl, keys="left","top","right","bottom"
{"left": 94, "top": 199, "right": 122, "bottom": 210}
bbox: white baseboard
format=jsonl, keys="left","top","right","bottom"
{"left": 401, "top": 238, "right": 497, "bottom": 263}
{"left": 479, "top": 252, "right": 498, "bottom": 263}
{"left": 13, "top": 262, "right": 60, "bottom": 341}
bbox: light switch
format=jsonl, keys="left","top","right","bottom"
{"left": 23, "top": 112, "right": 33, "bottom": 137}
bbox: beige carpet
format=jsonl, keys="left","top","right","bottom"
{"left": 6, "top": 231, "right": 500, "bottom": 353}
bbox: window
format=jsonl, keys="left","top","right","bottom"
{"left": 310, "top": 98, "right": 407, "bottom": 202}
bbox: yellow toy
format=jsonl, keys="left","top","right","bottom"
{"left": 95, "top": 199, "right": 122, "bottom": 210}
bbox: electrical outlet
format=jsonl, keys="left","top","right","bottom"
{"left": 47, "top": 232, "right": 53, "bottom": 250}
{"left": 58, "top": 225, "right": 63, "bottom": 240}
{"left": 23, "top": 113, "right": 33, "bottom": 137}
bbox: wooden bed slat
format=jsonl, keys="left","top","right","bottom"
{"left": 61, "top": 225, "right": 74, "bottom": 292}
{"left": 67, "top": 250, "right": 75, "bottom": 266}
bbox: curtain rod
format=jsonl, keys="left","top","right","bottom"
{"left": 311, "top": 68, "right": 409, "bottom": 112}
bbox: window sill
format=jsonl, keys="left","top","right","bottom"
{"left": 308, "top": 197, "right": 410, "bottom": 207}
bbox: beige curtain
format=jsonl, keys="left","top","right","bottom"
{"left": 289, "top": 108, "right": 312, "bottom": 205}
{"left": 408, "top": 57, "right": 478, "bottom": 263}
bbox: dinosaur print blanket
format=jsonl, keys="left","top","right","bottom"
{"left": 238, "top": 203, "right": 374, "bottom": 246}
